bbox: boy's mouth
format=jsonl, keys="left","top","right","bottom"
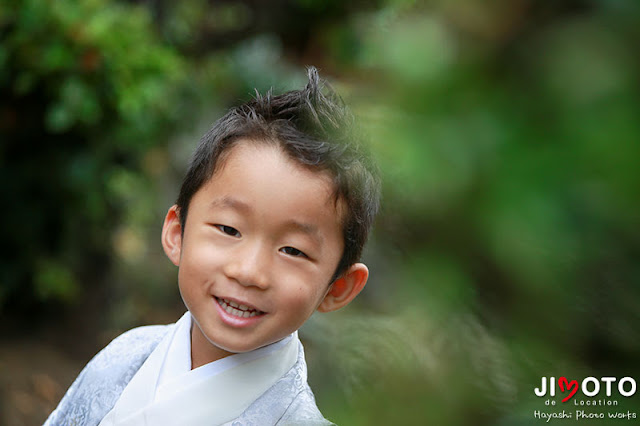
{"left": 215, "top": 297, "right": 264, "bottom": 318}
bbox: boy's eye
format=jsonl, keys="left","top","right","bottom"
{"left": 215, "top": 225, "right": 241, "bottom": 237}
{"left": 280, "top": 246, "right": 308, "bottom": 258}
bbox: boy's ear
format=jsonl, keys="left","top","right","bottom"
{"left": 317, "top": 263, "right": 369, "bottom": 313}
{"left": 161, "top": 205, "right": 182, "bottom": 266}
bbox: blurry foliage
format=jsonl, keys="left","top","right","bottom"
{"left": 0, "top": 0, "right": 193, "bottom": 314}
{"left": 3, "top": 0, "right": 640, "bottom": 424}
{"left": 306, "top": 0, "right": 640, "bottom": 423}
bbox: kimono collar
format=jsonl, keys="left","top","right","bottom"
{"left": 99, "top": 312, "right": 298, "bottom": 426}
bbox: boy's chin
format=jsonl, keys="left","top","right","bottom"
{"left": 208, "top": 337, "right": 287, "bottom": 354}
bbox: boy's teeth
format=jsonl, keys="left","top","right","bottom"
{"left": 217, "top": 298, "right": 260, "bottom": 317}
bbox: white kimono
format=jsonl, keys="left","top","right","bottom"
{"left": 45, "top": 313, "right": 333, "bottom": 425}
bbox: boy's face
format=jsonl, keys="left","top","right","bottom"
{"left": 166, "top": 142, "right": 347, "bottom": 363}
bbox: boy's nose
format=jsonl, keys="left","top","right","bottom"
{"left": 224, "top": 241, "right": 270, "bottom": 289}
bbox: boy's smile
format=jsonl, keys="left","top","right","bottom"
{"left": 163, "top": 141, "right": 347, "bottom": 368}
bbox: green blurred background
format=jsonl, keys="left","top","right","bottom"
{"left": 1, "top": 0, "right": 639, "bottom": 424}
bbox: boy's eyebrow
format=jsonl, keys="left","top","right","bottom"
{"left": 283, "top": 220, "right": 323, "bottom": 245}
{"left": 209, "top": 196, "right": 251, "bottom": 212}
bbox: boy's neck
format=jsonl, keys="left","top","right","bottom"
{"left": 190, "top": 323, "right": 235, "bottom": 369}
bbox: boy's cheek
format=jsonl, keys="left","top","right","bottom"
{"left": 183, "top": 243, "right": 223, "bottom": 267}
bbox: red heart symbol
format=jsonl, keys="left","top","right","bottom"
{"left": 558, "top": 377, "right": 578, "bottom": 402}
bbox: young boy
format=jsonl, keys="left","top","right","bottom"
{"left": 45, "top": 67, "right": 380, "bottom": 425}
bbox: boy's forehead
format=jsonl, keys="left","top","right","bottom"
{"left": 199, "top": 140, "right": 345, "bottom": 221}
{"left": 210, "top": 140, "right": 338, "bottom": 197}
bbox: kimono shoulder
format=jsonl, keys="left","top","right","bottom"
{"left": 231, "top": 339, "right": 336, "bottom": 425}
{"left": 45, "top": 324, "right": 171, "bottom": 426}
{"left": 277, "top": 386, "right": 336, "bottom": 425}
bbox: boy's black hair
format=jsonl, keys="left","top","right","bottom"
{"left": 176, "top": 67, "right": 380, "bottom": 282}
